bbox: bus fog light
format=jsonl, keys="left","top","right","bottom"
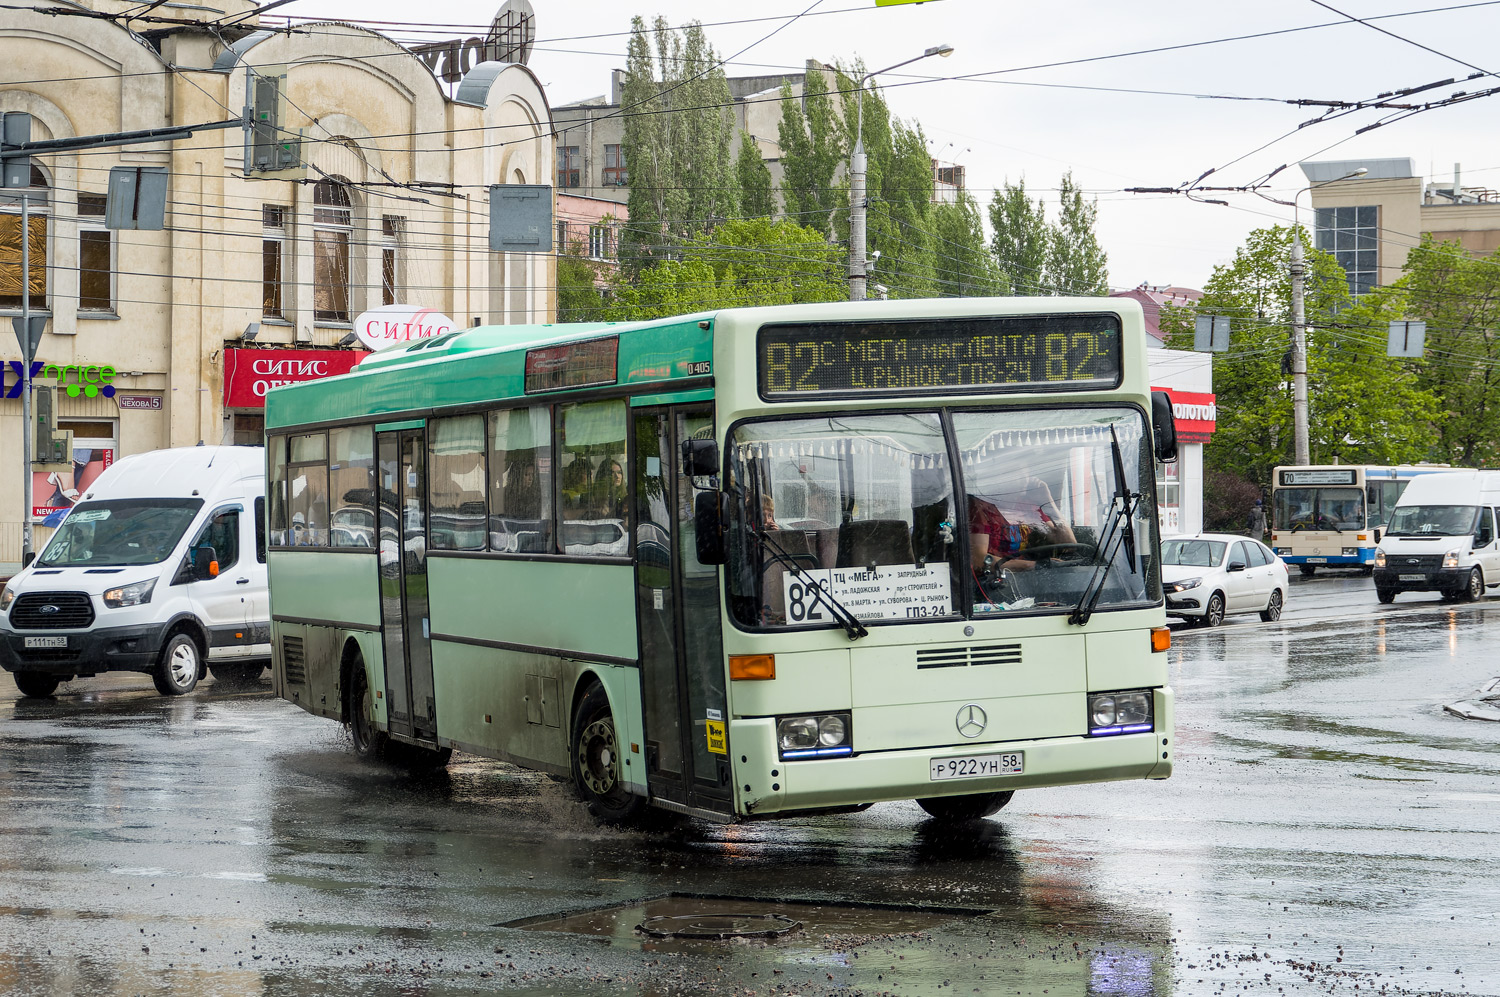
{"left": 1089, "top": 689, "right": 1154, "bottom": 736}
{"left": 778, "top": 713, "right": 853, "bottom": 759}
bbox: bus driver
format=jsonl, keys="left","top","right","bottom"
{"left": 969, "top": 473, "right": 1076, "bottom": 575}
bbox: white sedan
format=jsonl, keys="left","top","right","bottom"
{"left": 1161, "top": 533, "right": 1289, "bottom": 627}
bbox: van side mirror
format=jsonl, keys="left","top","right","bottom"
{"left": 694, "top": 491, "right": 727, "bottom": 565}
{"left": 1151, "top": 391, "right": 1178, "bottom": 464}
{"left": 681, "top": 439, "right": 720, "bottom": 478}
{"left": 192, "top": 546, "right": 220, "bottom": 581}
{"left": 21, "top": 551, "right": 36, "bottom": 568}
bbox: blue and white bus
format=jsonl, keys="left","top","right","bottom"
{"left": 1270, "top": 464, "right": 1457, "bottom": 575}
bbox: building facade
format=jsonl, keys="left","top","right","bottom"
{"left": 0, "top": 0, "right": 556, "bottom": 568}
{"left": 1303, "top": 157, "right": 1500, "bottom": 293}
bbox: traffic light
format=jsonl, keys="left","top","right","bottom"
{"left": 244, "top": 67, "right": 302, "bottom": 177}
{"left": 32, "top": 385, "right": 72, "bottom": 470}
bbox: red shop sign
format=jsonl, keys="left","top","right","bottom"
{"left": 224, "top": 348, "right": 364, "bottom": 408}
{"left": 1151, "top": 386, "right": 1217, "bottom": 442}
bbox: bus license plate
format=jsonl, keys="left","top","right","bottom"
{"left": 1399, "top": 573, "right": 1424, "bottom": 582}
{"left": 1305, "top": 557, "right": 1327, "bottom": 563}
{"left": 930, "top": 752, "right": 1023, "bottom": 781}
{"left": 24, "top": 636, "right": 67, "bottom": 648}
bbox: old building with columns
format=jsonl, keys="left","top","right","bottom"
{"left": 0, "top": 0, "right": 555, "bottom": 568}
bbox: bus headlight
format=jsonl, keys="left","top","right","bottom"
{"left": 103, "top": 579, "right": 156, "bottom": 608}
{"left": 1341, "top": 547, "right": 1357, "bottom": 556}
{"left": 1374, "top": 548, "right": 1386, "bottom": 568}
{"left": 777, "top": 712, "right": 852, "bottom": 759}
{"left": 1088, "top": 689, "right": 1154, "bottom": 736}
{"left": 1444, "top": 549, "right": 1461, "bottom": 568}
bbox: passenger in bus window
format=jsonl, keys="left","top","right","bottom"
{"left": 594, "top": 458, "right": 627, "bottom": 519}
{"left": 561, "top": 456, "right": 593, "bottom": 515}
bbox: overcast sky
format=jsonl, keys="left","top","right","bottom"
{"left": 295, "top": 0, "right": 1500, "bottom": 291}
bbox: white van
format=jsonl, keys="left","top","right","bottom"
{"left": 1373, "top": 470, "right": 1500, "bottom": 603}
{"left": 0, "top": 446, "right": 268, "bottom": 698}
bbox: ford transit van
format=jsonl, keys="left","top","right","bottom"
{"left": 0, "top": 446, "right": 267, "bottom": 698}
{"left": 1372, "top": 470, "right": 1500, "bottom": 603}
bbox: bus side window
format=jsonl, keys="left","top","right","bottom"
{"left": 490, "top": 406, "right": 552, "bottom": 553}
{"left": 255, "top": 496, "right": 266, "bottom": 563}
{"left": 557, "top": 399, "right": 628, "bottom": 556}
{"left": 288, "top": 433, "right": 329, "bottom": 547}
{"left": 428, "top": 415, "right": 486, "bottom": 551}
{"left": 267, "top": 435, "right": 288, "bottom": 545}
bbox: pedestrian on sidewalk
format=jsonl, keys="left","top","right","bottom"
{"left": 1247, "top": 499, "right": 1267, "bottom": 539}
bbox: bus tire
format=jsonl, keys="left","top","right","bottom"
{"left": 346, "top": 662, "right": 389, "bottom": 760}
{"left": 1464, "top": 567, "right": 1484, "bottom": 602}
{"left": 916, "top": 790, "right": 1014, "bottom": 821}
{"left": 1299, "top": 565, "right": 1316, "bottom": 577}
{"left": 153, "top": 633, "right": 202, "bottom": 696}
{"left": 1375, "top": 587, "right": 1396, "bottom": 604}
{"left": 14, "top": 671, "right": 62, "bottom": 699}
{"left": 571, "top": 682, "right": 645, "bottom": 824}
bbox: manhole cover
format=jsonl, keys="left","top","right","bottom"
{"left": 637, "top": 912, "right": 800, "bottom": 940}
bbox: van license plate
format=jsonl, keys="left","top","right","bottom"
{"left": 24, "top": 636, "right": 67, "bottom": 648}
{"left": 1399, "top": 573, "right": 1424, "bottom": 582}
{"left": 930, "top": 752, "right": 1023, "bottom": 781}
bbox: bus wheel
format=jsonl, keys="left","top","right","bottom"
{"left": 346, "top": 665, "right": 389, "bottom": 760}
{"left": 14, "top": 671, "right": 61, "bottom": 699}
{"left": 153, "top": 633, "right": 201, "bottom": 696}
{"left": 1376, "top": 587, "right": 1397, "bottom": 605}
{"left": 571, "top": 683, "right": 645, "bottom": 824}
{"left": 1299, "top": 565, "right": 1316, "bottom": 577}
{"left": 916, "top": 790, "right": 1014, "bottom": 821}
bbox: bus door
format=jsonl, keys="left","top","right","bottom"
{"left": 633, "top": 405, "right": 732, "bottom": 813}
{"left": 376, "top": 428, "right": 438, "bottom": 744}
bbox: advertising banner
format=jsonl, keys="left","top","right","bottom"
{"left": 223, "top": 348, "right": 364, "bottom": 408}
{"left": 1150, "top": 386, "right": 1217, "bottom": 443}
{"left": 34, "top": 447, "right": 114, "bottom": 523}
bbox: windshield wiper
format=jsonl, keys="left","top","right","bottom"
{"left": 758, "top": 529, "right": 869, "bottom": 640}
{"left": 1070, "top": 427, "right": 1141, "bottom": 627}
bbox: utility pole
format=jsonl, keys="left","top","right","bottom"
{"left": 1284, "top": 166, "right": 1367, "bottom": 465}
{"left": 848, "top": 44, "right": 953, "bottom": 301}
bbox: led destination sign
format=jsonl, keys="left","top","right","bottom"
{"left": 758, "top": 314, "right": 1121, "bottom": 399}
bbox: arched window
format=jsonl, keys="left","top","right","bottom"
{"left": 312, "top": 179, "right": 353, "bottom": 322}
{"left": 1, "top": 166, "right": 49, "bottom": 310}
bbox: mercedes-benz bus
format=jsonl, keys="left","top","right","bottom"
{"left": 262, "top": 298, "right": 1177, "bottom": 824}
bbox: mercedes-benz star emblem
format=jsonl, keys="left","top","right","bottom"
{"left": 955, "top": 704, "right": 988, "bottom": 738}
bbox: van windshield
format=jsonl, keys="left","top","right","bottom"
{"left": 1385, "top": 504, "right": 1478, "bottom": 537}
{"left": 37, "top": 499, "right": 204, "bottom": 567}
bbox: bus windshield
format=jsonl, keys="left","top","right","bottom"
{"left": 726, "top": 406, "right": 1157, "bottom": 628}
{"left": 37, "top": 498, "right": 203, "bottom": 567}
{"left": 1386, "top": 505, "right": 1478, "bottom": 537}
{"left": 1273, "top": 487, "right": 1365, "bottom": 531}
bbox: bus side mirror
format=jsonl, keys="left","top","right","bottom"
{"left": 682, "top": 439, "right": 720, "bottom": 478}
{"left": 1151, "top": 391, "right": 1178, "bottom": 464}
{"left": 694, "top": 491, "right": 727, "bottom": 565}
{"left": 192, "top": 546, "right": 220, "bottom": 581}
{"left": 1374, "top": 528, "right": 1382, "bottom": 543}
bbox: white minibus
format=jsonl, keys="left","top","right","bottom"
{"left": 1373, "top": 470, "right": 1500, "bottom": 603}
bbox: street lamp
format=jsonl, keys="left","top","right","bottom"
{"left": 1286, "top": 166, "right": 1366, "bottom": 465}
{"left": 848, "top": 43, "right": 953, "bottom": 301}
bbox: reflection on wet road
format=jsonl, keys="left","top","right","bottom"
{"left": 1, "top": 599, "right": 1497, "bottom": 996}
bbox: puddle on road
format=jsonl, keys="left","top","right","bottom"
{"left": 505, "top": 893, "right": 988, "bottom": 950}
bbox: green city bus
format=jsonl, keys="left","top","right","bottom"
{"left": 263, "top": 297, "right": 1178, "bottom": 824}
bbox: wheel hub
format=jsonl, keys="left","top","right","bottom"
{"left": 580, "top": 718, "right": 619, "bottom": 795}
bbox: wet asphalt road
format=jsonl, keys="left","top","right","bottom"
{"left": 1, "top": 574, "right": 1497, "bottom": 997}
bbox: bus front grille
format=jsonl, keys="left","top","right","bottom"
{"left": 281, "top": 635, "right": 306, "bottom": 685}
{"left": 916, "top": 643, "right": 1022, "bottom": 669}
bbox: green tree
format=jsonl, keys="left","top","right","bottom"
{"left": 777, "top": 70, "right": 842, "bottom": 235}
{"left": 1397, "top": 236, "right": 1500, "bottom": 465}
{"left": 556, "top": 241, "right": 609, "bottom": 322}
{"left": 619, "top": 16, "right": 736, "bottom": 262}
{"left": 1046, "top": 171, "right": 1109, "bottom": 294}
{"left": 735, "top": 130, "right": 775, "bottom": 218}
{"left": 930, "top": 189, "right": 1004, "bottom": 297}
{"left": 988, "top": 179, "right": 1049, "bottom": 295}
{"left": 1161, "top": 226, "right": 1436, "bottom": 487}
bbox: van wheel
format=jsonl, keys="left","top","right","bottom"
{"left": 346, "top": 664, "right": 389, "bottom": 760}
{"left": 571, "top": 683, "right": 645, "bottom": 824}
{"left": 153, "top": 634, "right": 201, "bottom": 696}
{"left": 916, "top": 791, "right": 1014, "bottom": 821}
{"left": 1464, "top": 567, "right": 1484, "bottom": 602}
{"left": 14, "top": 671, "right": 61, "bottom": 699}
{"left": 1376, "top": 587, "right": 1397, "bottom": 604}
